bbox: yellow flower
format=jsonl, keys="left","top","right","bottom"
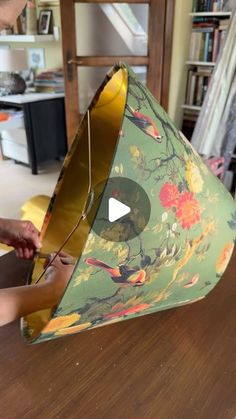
{"left": 55, "top": 322, "right": 92, "bottom": 335}
{"left": 216, "top": 242, "right": 234, "bottom": 275}
{"left": 83, "top": 233, "right": 96, "bottom": 255}
{"left": 99, "top": 238, "right": 114, "bottom": 252}
{"left": 113, "top": 245, "right": 129, "bottom": 263}
{"left": 130, "top": 145, "right": 141, "bottom": 158}
{"left": 42, "top": 313, "right": 81, "bottom": 334}
{"left": 73, "top": 266, "right": 94, "bottom": 286}
{"left": 185, "top": 160, "right": 204, "bottom": 193}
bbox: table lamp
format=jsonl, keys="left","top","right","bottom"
{"left": 0, "top": 49, "right": 28, "bottom": 95}
{"left": 22, "top": 63, "right": 236, "bottom": 343}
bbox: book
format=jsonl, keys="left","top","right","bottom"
{"left": 185, "top": 66, "right": 213, "bottom": 106}
{"left": 203, "top": 32, "right": 210, "bottom": 61}
{"left": 196, "top": 75, "right": 204, "bottom": 105}
{"left": 189, "top": 74, "right": 197, "bottom": 105}
{"left": 212, "top": 28, "right": 220, "bottom": 61}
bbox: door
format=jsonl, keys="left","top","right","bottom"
{"left": 60, "top": 0, "right": 175, "bottom": 145}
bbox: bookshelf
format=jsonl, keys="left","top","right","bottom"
{"left": 181, "top": 1, "right": 232, "bottom": 139}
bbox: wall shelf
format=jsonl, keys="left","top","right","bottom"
{"left": 186, "top": 61, "right": 216, "bottom": 66}
{"left": 0, "top": 35, "right": 56, "bottom": 43}
{"left": 190, "top": 12, "right": 232, "bottom": 17}
{"left": 182, "top": 105, "right": 201, "bottom": 111}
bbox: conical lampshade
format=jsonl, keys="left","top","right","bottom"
{"left": 22, "top": 63, "right": 236, "bottom": 343}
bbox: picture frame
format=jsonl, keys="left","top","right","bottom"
{"left": 28, "top": 48, "right": 45, "bottom": 69}
{"left": 38, "top": 10, "right": 52, "bottom": 35}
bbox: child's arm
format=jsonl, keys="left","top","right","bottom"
{"left": 0, "top": 255, "right": 74, "bottom": 327}
{"left": 0, "top": 218, "right": 41, "bottom": 259}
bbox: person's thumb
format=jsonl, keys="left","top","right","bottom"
{"left": 23, "top": 229, "right": 42, "bottom": 249}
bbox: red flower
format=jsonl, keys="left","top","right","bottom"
{"left": 176, "top": 192, "right": 201, "bottom": 229}
{"left": 159, "top": 182, "right": 179, "bottom": 208}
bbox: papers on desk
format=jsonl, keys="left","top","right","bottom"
{"left": 35, "top": 69, "right": 65, "bottom": 93}
{"left": 0, "top": 109, "right": 24, "bottom": 130}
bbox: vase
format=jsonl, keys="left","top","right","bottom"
{"left": 26, "top": 1, "right": 37, "bottom": 35}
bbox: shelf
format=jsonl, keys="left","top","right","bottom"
{"left": 38, "top": 0, "right": 59, "bottom": 5}
{"left": 0, "top": 35, "right": 56, "bottom": 43}
{"left": 190, "top": 11, "right": 232, "bottom": 16}
{"left": 186, "top": 61, "right": 216, "bottom": 66}
{"left": 182, "top": 105, "right": 202, "bottom": 111}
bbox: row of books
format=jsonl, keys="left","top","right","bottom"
{"left": 185, "top": 66, "right": 212, "bottom": 106}
{"left": 34, "top": 69, "right": 65, "bottom": 93}
{"left": 192, "top": 0, "right": 232, "bottom": 12}
{"left": 189, "top": 18, "right": 229, "bottom": 62}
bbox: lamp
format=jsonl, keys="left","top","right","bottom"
{"left": 0, "top": 49, "right": 28, "bottom": 95}
{"left": 22, "top": 63, "right": 236, "bottom": 343}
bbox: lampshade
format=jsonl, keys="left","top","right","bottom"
{"left": 0, "top": 49, "right": 27, "bottom": 94}
{"left": 0, "top": 49, "right": 28, "bottom": 72}
{"left": 22, "top": 63, "right": 236, "bottom": 343}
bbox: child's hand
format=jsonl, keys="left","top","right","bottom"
{"left": 0, "top": 218, "right": 41, "bottom": 259}
{"left": 44, "top": 253, "right": 75, "bottom": 305}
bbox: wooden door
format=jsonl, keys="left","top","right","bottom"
{"left": 60, "top": 0, "right": 175, "bottom": 145}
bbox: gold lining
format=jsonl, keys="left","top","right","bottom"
{"left": 24, "top": 67, "right": 128, "bottom": 340}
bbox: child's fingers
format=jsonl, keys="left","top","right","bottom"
{"left": 58, "top": 251, "right": 70, "bottom": 257}
{"left": 15, "top": 247, "right": 24, "bottom": 259}
{"left": 59, "top": 256, "right": 76, "bottom": 265}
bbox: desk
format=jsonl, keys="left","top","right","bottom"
{"left": 0, "top": 251, "right": 236, "bottom": 418}
{"left": 0, "top": 93, "right": 67, "bottom": 174}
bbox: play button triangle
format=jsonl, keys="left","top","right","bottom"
{"left": 108, "top": 197, "right": 131, "bottom": 222}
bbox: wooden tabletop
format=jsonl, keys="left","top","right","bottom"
{"left": 0, "top": 251, "right": 236, "bottom": 419}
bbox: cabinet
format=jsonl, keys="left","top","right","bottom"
{"left": 0, "top": 93, "right": 67, "bottom": 174}
{"left": 181, "top": 3, "right": 232, "bottom": 139}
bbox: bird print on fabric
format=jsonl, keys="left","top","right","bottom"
{"left": 126, "top": 104, "right": 162, "bottom": 142}
{"left": 85, "top": 257, "right": 146, "bottom": 286}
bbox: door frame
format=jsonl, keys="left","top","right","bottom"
{"left": 60, "top": 0, "right": 175, "bottom": 145}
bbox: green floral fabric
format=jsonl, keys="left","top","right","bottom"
{"left": 23, "top": 64, "right": 236, "bottom": 343}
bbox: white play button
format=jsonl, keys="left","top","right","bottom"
{"left": 88, "top": 177, "right": 151, "bottom": 242}
{"left": 108, "top": 197, "right": 131, "bottom": 222}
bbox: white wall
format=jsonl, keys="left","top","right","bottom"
{"left": 168, "top": 0, "right": 192, "bottom": 128}
{"left": 2, "top": 2, "right": 63, "bottom": 72}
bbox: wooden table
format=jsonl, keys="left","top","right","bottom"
{"left": 0, "top": 251, "right": 236, "bottom": 419}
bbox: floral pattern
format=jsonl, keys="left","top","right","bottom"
{"left": 22, "top": 63, "right": 236, "bottom": 343}
{"left": 159, "top": 183, "right": 179, "bottom": 208}
{"left": 215, "top": 242, "right": 234, "bottom": 275}
{"left": 175, "top": 192, "right": 201, "bottom": 230}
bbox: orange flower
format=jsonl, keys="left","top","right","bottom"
{"left": 105, "top": 303, "right": 150, "bottom": 319}
{"left": 216, "top": 242, "right": 234, "bottom": 275}
{"left": 176, "top": 192, "right": 201, "bottom": 229}
{"left": 159, "top": 183, "right": 179, "bottom": 208}
{"left": 55, "top": 322, "right": 92, "bottom": 335}
{"left": 42, "top": 313, "right": 81, "bottom": 334}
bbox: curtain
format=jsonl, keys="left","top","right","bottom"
{"left": 191, "top": 5, "right": 236, "bottom": 157}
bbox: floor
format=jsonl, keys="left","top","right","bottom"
{"left": 0, "top": 159, "right": 61, "bottom": 219}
